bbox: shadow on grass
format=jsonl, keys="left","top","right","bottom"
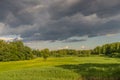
{"left": 56, "top": 63, "right": 120, "bottom": 80}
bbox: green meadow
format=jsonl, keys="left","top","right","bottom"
{"left": 0, "top": 56, "right": 120, "bottom": 80}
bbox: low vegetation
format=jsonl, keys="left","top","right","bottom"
{"left": 0, "top": 40, "right": 120, "bottom": 80}
{"left": 0, "top": 57, "right": 119, "bottom": 80}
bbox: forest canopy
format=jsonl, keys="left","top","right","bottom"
{"left": 0, "top": 40, "right": 34, "bottom": 61}
{"left": 0, "top": 40, "right": 120, "bottom": 62}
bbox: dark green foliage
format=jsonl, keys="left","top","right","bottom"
{"left": 41, "top": 48, "right": 50, "bottom": 60}
{"left": 110, "top": 53, "right": 120, "bottom": 58}
{"left": 57, "top": 64, "right": 120, "bottom": 80}
{"left": 0, "top": 40, "right": 34, "bottom": 61}
{"left": 47, "top": 42, "right": 120, "bottom": 58}
{"left": 50, "top": 49, "right": 76, "bottom": 57}
{"left": 32, "top": 49, "right": 42, "bottom": 57}
{"left": 49, "top": 49, "right": 92, "bottom": 57}
{"left": 93, "top": 42, "right": 120, "bottom": 57}
{"left": 77, "top": 50, "right": 91, "bottom": 57}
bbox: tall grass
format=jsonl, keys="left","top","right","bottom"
{"left": 0, "top": 56, "right": 119, "bottom": 80}
{"left": 0, "top": 67, "right": 79, "bottom": 80}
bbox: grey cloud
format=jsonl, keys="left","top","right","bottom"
{"left": 0, "top": 0, "right": 40, "bottom": 27}
{"left": 63, "top": 39, "right": 87, "bottom": 43}
{"left": 49, "top": 0, "right": 120, "bottom": 19}
{"left": 29, "top": 17, "right": 120, "bottom": 41}
{"left": 0, "top": 0, "right": 120, "bottom": 42}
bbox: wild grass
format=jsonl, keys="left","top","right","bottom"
{"left": 0, "top": 56, "right": 119, "bottom": 80}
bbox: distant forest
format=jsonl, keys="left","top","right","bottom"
{"left": 0, "top": 40, "right": 120, "bottom": 61}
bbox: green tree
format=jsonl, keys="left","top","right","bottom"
{"left": 41, "top": 49, "right": 50, "bottom": 61}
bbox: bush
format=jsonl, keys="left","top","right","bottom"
{"left": 110, "top": 52, "right": 120, "bottom": 58}
{"left": 0, "top": 40, "right": 34, "bottom": 61}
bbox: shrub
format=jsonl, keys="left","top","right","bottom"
{"left": 110, "top": 52, "right": 120, "bottom": 58}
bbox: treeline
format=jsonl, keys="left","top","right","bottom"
{"left": 40, "top": 42, "right": 120, "bottom": 58}
{"left": 50, "top": 49, "right": 92, "bottom": 57}
{"left": 33, "top": 49, "right": 92, "bottom": 58}
{"left": 93, "top": 42, "right": 120, "bottom": 57}
{"left": 0, "top": 40, "right": 34, "bottom": 61}
{"left": 0, "top": 40, "right": 120, "bottom": 61}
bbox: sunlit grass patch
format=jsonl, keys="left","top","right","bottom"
{"left": 0, "top": 67, "right": 79, "bottom": 80}
{"left": 0, "top": 56, "right": 119, "bottom": 80}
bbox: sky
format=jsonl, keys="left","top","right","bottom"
{"left": 0, "top": 0, "right": 120, "bottom": 50}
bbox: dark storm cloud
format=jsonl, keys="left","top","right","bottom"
{"left": 0, "top": 0, "right": 120, "bottom": 42}
{"left": 37, "top": 14, "right": 120, "bottom": 41}
{"left": 49, "top": 0, "right": 120, "bottom": 19}
{"left": 0, "top": 0, "right": 40, "bottom": 27}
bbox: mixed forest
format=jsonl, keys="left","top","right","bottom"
{"left": 0, "top": 40, "right": 120, "bottom": 61}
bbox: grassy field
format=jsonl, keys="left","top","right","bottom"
{"left": 0, "top": 56, "right": 120, "bottom": 80}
